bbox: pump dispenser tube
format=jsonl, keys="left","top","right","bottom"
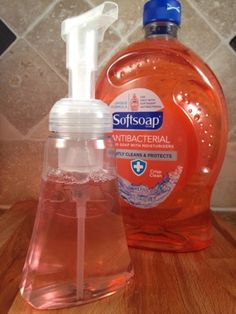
{"left": 62, "top": 2, "right": 118, "bottom": 100}
{"left": 61, "top": 3, "right": 119, "bottom": 300}
{"left": 20, "top": 2, "right": 133, "bottom": 310}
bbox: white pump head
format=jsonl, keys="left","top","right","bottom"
{"left": 62, "top": 2, "right": 118, "bottom": 100}
{"left": 49, "top": 2, "right": 118, "bottom": 133}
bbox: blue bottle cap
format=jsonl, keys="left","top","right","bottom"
{"left": 143, "top": 0, "right": 181, "bottom": 26}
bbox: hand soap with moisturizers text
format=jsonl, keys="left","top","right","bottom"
{"left": 96, "top": 0, "right": 228, "bottom": 252}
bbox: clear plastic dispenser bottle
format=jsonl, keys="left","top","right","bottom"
{"left": 20, "top": 2, "right": 133, "bottom": 310}
{"left": 96, "top": 0, "right": 228, "bottom": 252}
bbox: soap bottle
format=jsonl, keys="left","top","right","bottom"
{"left": 96, "top": 0, "right": 228, "bottom": 252}
{"left": 20, "top": 2, "right": 133, "bottom": 310}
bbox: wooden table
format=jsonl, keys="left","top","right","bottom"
{"left": 0, "top": 201, "right": 236, "bottom": 314}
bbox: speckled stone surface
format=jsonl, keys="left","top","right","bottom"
{"left": 0, "top": 114, "right": 22, "bottom": 140}
{"left": 127, "top": 26, "right": 144, "bottom": 44}
{"left": 26, "top": 0, "right": 121, "bottom": 78}
{"left": 208, "top": 45, "right": 236, "bottom": 139}
{"left": 0, "top": 141, "right": 43, "bottom": 205}
{"left": 191, "top": 0, "right": 236, "bottom": 37}
{"left": 0, "top": 0, "right": 236, "bottom": 207}
{"left": 127, "top": 0, "right": 221, "bottom": 59}
{"left": 26, "top": 0, "right": 92, "bottom": 78}
{"left": 207, "top": 44, "right": 236, "bottom": 207}
{"left": 179, "top": 0, "right": 220, "bottom": 59}
{"left": 0, "top": 39, "right": 67, "bottom": 134}
{"left": 91, "top": 0, "right": 144, "bottom": 37}
{"left": 27, "top": 115, "right": 49, "bottom": 141}
{"left": 0, "top": 0, "right": 52, "bottom": 35}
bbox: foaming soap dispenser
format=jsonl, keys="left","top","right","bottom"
{"left": 96, "top": 0, "right": 228, "bottom": 252}
{"left": 20, "top": 2, "right": 133, "bottom": 310}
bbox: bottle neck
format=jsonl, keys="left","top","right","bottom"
{"left": 50, "top": 131, "right": 109, "bottom": 140}
{"left": 144, "top": 21, "right": 178, "bottom": 39}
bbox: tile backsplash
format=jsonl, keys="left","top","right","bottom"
{"left": 0, "top": 0, "right": 236, "bottom": 207}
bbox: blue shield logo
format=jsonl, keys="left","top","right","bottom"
{"left": 131, "top": 159, "right": 147, "bottom": 176}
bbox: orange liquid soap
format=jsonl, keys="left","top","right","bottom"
{"left": 96, "top": 0, "right": 227, "bottom": 252}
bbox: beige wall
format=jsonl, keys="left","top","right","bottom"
{"left": 0, "top": 0, "right": 236, "bottom": 207}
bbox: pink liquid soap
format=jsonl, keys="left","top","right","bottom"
{"left": 20, "top": 170, "right": 133, "bottom": 310}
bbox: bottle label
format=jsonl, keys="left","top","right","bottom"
{"left": 110, "top": 88, "right": 188, "bottom": 209}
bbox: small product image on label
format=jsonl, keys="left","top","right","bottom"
{"left": 110, "top": 88, "right": 188, "bottom": 209}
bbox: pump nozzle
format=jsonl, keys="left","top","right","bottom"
{"left": 49, "top": 2, "right": 118, "bottom": 133}
{"left": 62, "top": 2, "right": 118, "bottom": 100}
